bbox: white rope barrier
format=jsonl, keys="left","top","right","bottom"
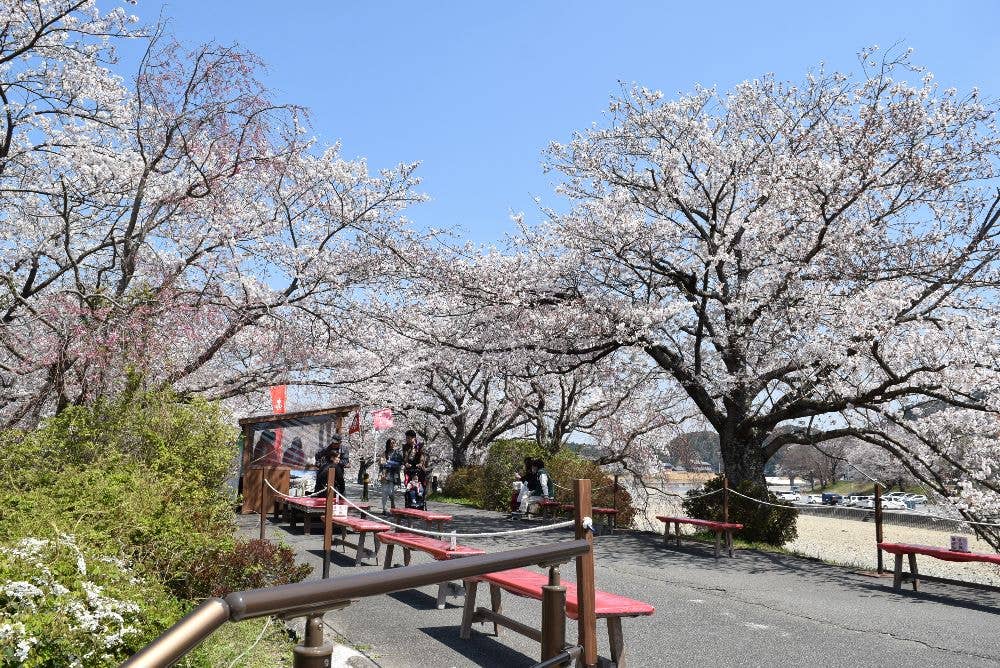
{"left": 264, "top": 480, "right": 576, "bottom": 539}
{"left": 650, "top": 487, "right": 722, "bottom": 501}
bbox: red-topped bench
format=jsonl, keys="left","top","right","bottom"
{"left": 377, "top": 532, "right": 486, "bottom": 608}
{"left": 329, "top": 515, "right": 391, "bottom": 566}
{"left": 878, "top": 542, "right": 1000, "bottom": 591}
{"left": 461, "top": 567, "right": 654, "bottom": 667}
{"left": 657, "top": 516, "right": 744, "bottom": 558}
{"left": 275, "top": 496, "right": 371, "bottom": 535}
{"left": 390, "top": 507, "right": 453, "bottom": 533}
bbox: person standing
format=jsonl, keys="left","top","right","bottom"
{"left": 378, "top": 438, "right": 403, "bottom": 514}
{"left": 402, "top": 429, "right": 428, "bottom": 509}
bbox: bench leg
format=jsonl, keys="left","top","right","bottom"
{"left": 908, "top": 553, "right": 919, "bottom": 591}
{"left": 892, "top": 554, "right": 903, "bottom": 589}
{"left": 460, "top": 579, "right": 478, "bottom": 639}
{"left": 383, "top": 543, "right": 395, "bottom": 569}
{"left": 304, "top": 513, "right": 312, "bottom": 535}
{"left": 607, "top": 616, "right": 625, "bottom": 668}
{"left": 373, "top": 535, "right": 381, "bottom": 564}
{"left": 663, "top": 522, "right": 669, "bottom": 544}
{"left": 489, "top": 583, "right": 502, "bottom": 636}
{"left": 727, "top": 530, "right": 734, "bottom": 558}
{"left": 714, "top": 531, "right": 721, "bottom": 559}
{"left": 675, "top": 522, "right": 681, "bottom": 548}
{"left": 403, "top": 547, "right": 412, "bottom": 566}
{"left": 355, "top": 531, "right": 366, "bottom": 566}
{"left": 340, "top": 526, "right": 348, "bottom": 553}
{"left": 436, "top": 582, "right": 449, "bottom": 609}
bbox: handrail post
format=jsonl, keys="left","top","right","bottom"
{"left": 293, "top": 613, "right": 333, "bottom": 668}
{"left": 573, "top": 479, "right": 597, "bottom": 667}
{"left": 541, "top": 565, "right": 567, "bottom": 664}
{"left": 323, "top": 481, "right": 334, "bottom": 579}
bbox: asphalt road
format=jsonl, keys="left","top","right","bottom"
{"left": 240, "top": 493, "right": 1000, "bottom": 667}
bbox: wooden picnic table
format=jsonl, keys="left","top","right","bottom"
{"left": 878, "top": 542, "right": 1000, "bottom": 590}
{"left": 377, "top": 532, "right": 485, "bottom": 608}
{"left": 276, "top": 495, "right": 371, "bottom": 534}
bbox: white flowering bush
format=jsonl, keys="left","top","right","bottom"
{"left": 0, "top": 535, "right": 182, "bottom": 667}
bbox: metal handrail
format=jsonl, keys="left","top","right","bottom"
{"left": 123, "top": 539, "right": 592, "bottom": 667}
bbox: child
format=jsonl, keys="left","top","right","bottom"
{"left": 405, "top": 476, "right": 425, "bottom": 510}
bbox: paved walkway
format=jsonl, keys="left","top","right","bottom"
{"left": 240, "top": 492, "right": 1000, "bottom": 667}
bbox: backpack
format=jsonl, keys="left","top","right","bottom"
{"left": 538, "top": 468, "right": 554, "bottom": 498}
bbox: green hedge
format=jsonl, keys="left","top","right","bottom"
{"left": 682, "top": 476, "right": 798, "bottom": 546}
{"left": 0, "top": 387, "right": 311, "bottom": 665}
{"left": 441, "top": 465, "right": 486, "bottom": 504}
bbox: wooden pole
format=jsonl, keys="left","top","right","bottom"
{"left": 874, "top": 482, "right": 884, "bottom": 574}
{"left": 540, "top": 565, "right": 567, "bottom": 663}
{"left": 611, "top": 473, "right": 620, "bottom": 532}
{"left": 322, "top": 481, "right": 334, "bottom": 579}
{"left": 573, "top": 479, "right": 597, "bottom": 667}
{"left": 258, "top": 467, "right": 267, "bottom": 541}
{"left": 722, "top": 476, "right": 730, "bottom": 524}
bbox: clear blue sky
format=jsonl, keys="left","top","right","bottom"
{"left": 125, "top": 1, "right": 1000, "bottom": 244}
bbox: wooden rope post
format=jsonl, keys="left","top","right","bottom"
{"left": 540, "top": 565, "right": 567, "bottom": 663}
{"left": 874, "top": 482, "right": 885, "bottom": 574}
{"left": 258, "top": 467, "right": 267, "bottom": 541}
{"left": 573, "top": 478, "right": 597, "bottom": 667}
{"left": 612, "top": 473, "right": 620, "bottom": 532}
{"left": 322, "top": 481, "right": 334, "bottom": 579}
{"left": 722, "top": 476, "right": 730, "bottom": 524}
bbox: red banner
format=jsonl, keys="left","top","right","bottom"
{"left": 348, "top": 411, "right": 361, "bottom": 434}
{"left": 372, "top": 408, "right": 393, "bottom": 431}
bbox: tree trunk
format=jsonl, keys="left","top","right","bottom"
{"left": 719, "top": 433, "right": 769, "bottom": 489}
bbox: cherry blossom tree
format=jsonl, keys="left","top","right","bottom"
{"left": 0, "top": 3, "right": 427, "bottom": 426}
{"left": 411, "top": 48, "right": 1000, "bottom": 533}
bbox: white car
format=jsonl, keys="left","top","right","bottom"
{"left": 903, "top": 494, "right": 928, "bottom": 504}
{"left": 806, "top": 494, "right": 823, "bottom": 504}
{"left": 844, "top": 495, "right": 865, "bottom": 507}
{"left": 776, "top": 491, "right": 801, "bottom": 502}
{"left": 863, "top": 498, "right": 907, "bottom": 510}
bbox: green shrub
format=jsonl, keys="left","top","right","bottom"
{"left": 441, "top": 465, "right": 485, "bottom": 505}
{"left": 682, "top": 476, "right": 798, "bottom": 546}
{"left": 0, "top": 388, "right": 313, "bottom": 666}
{"left": 181, "top": 538, "right": 312, "bottom": 600}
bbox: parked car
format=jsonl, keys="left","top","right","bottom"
{"left": 806, "top": 494, "right": 823, "bottom": 504}
{"left": 902, "top": 494, "right": 928, "bottom": 504}
{"left": 881, "top": 499, "right": 909, "bottom": 511}
{"left": 844, "top": 494, "right": 867, "bottom": 507}
{"left": 821, "top": 493, "right": 843, "bottom": 505}
{"left": 883, "top": 491, "right": 909, "bottom": 501}
{"left": 776, "top": 491, "right": 800, "bottom": 502}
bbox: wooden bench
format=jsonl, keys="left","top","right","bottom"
{"left": 878, "top": 542, "right": 1000, "bottom": 591}
{"left": 377, "top": 532, "right": 486, "bottom": 608}
{"left": 390, "top": 507, "right": 453, "bottom": 533}
{"left": 329, "top": 515, "right": 391, "bottom": 566}
{"left": 275, "top": 496, "right": 371, "bottom": 535}
{"left": 657, "top": 516, "right": 744, "bottom": 558}
{"left": 461, "top": 567, "right": 654, "bottom": 667}
{"left": 561, "top": 504, "right": 619, "bottom": 533}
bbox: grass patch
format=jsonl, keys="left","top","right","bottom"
{"left": 193, "top": 617, "right": 294, "bottom": 667}
{"left": 432, "top": 495, "right": 481, "bottom": 507}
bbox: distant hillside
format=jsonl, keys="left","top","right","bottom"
{"left": 665, "top": 431, "right": 720, "bottom": 467}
